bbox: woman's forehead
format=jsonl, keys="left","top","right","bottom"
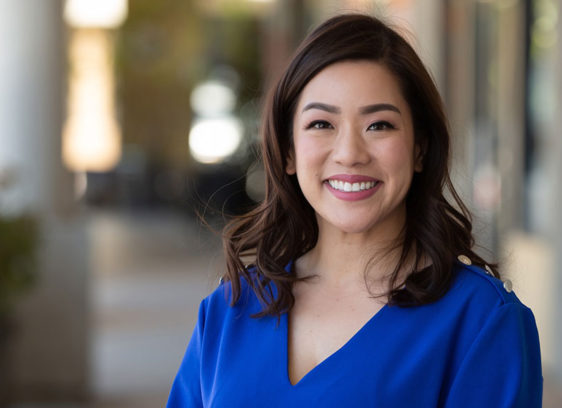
{"left": 295, "top": 61, "right": 410, "bottom": 116}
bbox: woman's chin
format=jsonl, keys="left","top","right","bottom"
{"left": 320, "top": 219, "right": 379, "bottom": 236}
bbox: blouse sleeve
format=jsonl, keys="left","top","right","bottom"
{"left": 166, "top": 298, "right": 207, "bottom": 408}
{"left": 444, "top": 302, "right": 543, "bottom": 408}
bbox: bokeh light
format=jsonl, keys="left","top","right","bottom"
{"left": 188, "top": 117, "right": 243, "bottom": 164}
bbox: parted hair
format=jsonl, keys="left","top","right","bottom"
{"left": 221, "top": 13, "right": 498, "bottom": 317}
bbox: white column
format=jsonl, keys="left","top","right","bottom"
{"left": 0, "top": 0, "right": 90, "bottom": 401}
{"left": 0, "top": 0, "right": 63, "bottom": 215}
{"left": 411, "top": 0, "right": 445, "bottom": 93}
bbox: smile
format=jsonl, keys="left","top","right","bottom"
{"left": 327, "top": 179, "right": 378, "bottom": 192}
{"left": 324, "top": 176, "right": 381, "bottom": 202}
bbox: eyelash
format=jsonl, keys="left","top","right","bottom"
{"left": 305, "top": 120, "right": 395, "bottom": 131}
{"left": 306, "top": 120, "right": 332, "bottom": 130}
{"left": 367, "top": 121, "right": 395, "bottom": 131}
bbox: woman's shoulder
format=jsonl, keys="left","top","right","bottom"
{"left": 433, "top": 257, "right": 534, "bottom": 326}
{"left": 449, "top": 258, "right": 524, "bottom": 308}
{"left": 200, "top": 268, "right": 265, "bottom": 319}
{"left": 394, "top": 258, "right": 535, "bottom": 331}
{"left": 435, "top": 260, "right": 543, "bottom": 407}
{"left": 399, "top": 259, "right": 540, "bottom": 374}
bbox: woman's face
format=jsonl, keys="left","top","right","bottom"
{"left": 287, "top": 60, "right": 422, "bottom": 240}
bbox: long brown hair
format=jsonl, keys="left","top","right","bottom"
{"left": 222, "top": 13, "right": 498, "bottom": 317}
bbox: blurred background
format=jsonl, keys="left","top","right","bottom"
{"left": 0, "top": 0, "right": 561, "bottom": 406}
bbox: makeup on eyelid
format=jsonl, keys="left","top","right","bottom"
{"left": 303, "top": 119, "right": 398, "bottom": 131}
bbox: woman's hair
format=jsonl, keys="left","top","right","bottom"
{"left": 222, "top": 13, "right": 498, "bottom": 317}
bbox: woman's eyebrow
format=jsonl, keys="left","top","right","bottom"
{"left": 301, "top": 102, "right": 401, "bottom": 115}
{"left": 301, "top": 102, "right": 341, "bottom": 114}
{"left": 359, "top": 103, "right": 401, "bottom": 115}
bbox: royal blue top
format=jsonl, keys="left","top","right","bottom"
{"left": 167, "top": 262, "right": 542, "bottom": 407}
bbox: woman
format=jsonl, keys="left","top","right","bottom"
{"left": 168, "top": 14, "right": 542, "bottom": 407}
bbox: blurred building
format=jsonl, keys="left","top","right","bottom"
{"left": 0, "top": 0, "right": 561, "bottom": 405}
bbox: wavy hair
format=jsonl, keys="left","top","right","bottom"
{"left": 221, "top": 13, "right": 498, "bottom": 317}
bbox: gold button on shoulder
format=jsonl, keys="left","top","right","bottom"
{"left": 484, "top": 265, "right": 493, "bottom": 276}
{"left": 457, "top": 255, "right": 472, "bottom": 265}
{"left": 502, "top": 279, "right": 513, "bottom": 293}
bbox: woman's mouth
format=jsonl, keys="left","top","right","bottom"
{"left": 324, "top": 175, "right": 381, "bottom": 201}
{"left": 327, "top": 179, "right": 379, "bottom": 192}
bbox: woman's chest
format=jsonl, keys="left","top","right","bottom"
{"left": 200, "top": 298, "right": 470, "bottom": 407}
{"left": 202, "top": 310, "right": 453, "bottom": 408}
{"left": 287, "top": 295, "right": 385, "bottom": 385}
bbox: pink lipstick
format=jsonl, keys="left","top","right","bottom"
{"left": 324, "top": 174, "right": 381, "bottom": 201}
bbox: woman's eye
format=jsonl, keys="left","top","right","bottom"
{"left": 367, "top": 121, "right": 394, "bottom": 131}
{"left": 306, "top": 120, "right": 333, "bottom": 130}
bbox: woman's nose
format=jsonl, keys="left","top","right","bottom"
{"left": 332, "top": 127, "right": 371, "bottom": 167}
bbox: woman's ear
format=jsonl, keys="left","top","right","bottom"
{"left": 286, "top": 150, "right": 296, "bottom": 175}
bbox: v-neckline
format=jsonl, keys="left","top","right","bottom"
{"left": 283, "top": 303, "right": 389, "bottom": 387}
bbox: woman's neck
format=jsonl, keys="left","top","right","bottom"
{"left": 296, "top": 226, "right": 404, "bottom": 290}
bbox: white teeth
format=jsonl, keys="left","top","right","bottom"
{"left": 328, "top": 180, "right": 377, "bottom": 192}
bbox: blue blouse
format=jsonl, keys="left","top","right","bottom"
{"left": 167, "top": 263, "right": 542, "bottom": 407}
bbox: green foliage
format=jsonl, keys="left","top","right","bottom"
{"left": 0, "top": 216, "right": 38, "bottom": 319}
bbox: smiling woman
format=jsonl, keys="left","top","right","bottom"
{"left": 167, "top": 13, "right": 543, "bottom": 407}
{"left": 287, "top": 61, "right": 420, "bottom": 240}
